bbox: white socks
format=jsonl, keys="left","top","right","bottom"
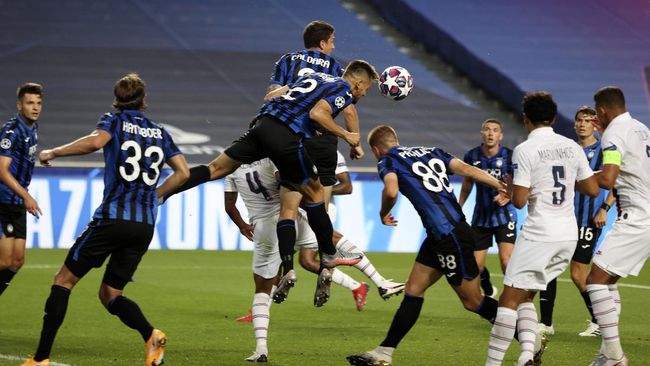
{"left": 252, "top": 292, "right": 271, "bottom": 355}
{"left": 516, "top": 302, "right": 539, "bottom": 364}
{"left": 486, "top": 307, "right": 517, "bottom": 365}
{"left": 587, "top": 284, "right": 623, "bottom": 360}
{"left": 336, "top": 236, "right": 385, "bottom": 287}
{"left": 331, "top": 268, "right": 361, "bottom": 290}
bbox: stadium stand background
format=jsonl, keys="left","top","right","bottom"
{"left": 0, "top": 0, "right": 526, "bottom": 168}
{"left": 369, "top": 0, "right": 650, "bottom": 138}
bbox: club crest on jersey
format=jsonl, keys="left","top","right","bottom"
{"left": 0, "top": 138, "right": 11, "bottom": 150}
{"left": 587, "top": 150, "right": 594, "bottom": 159}
{"left": 496, "top": 158, "right": 503, "bottom": 168}
{"left": 6, "top": 223, "right": 13, "bottom": 234}
{"left": 334, "top": 96, "right": 346, "bottom": 108}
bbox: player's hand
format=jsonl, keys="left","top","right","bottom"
{"left": 350, "top": 145, "right": 364, "bottom": 160}
{"left": 594, "top": 209, "right": 607, "bottom": 228}
{"left": 38, "top": 149, "right": 55, "bottom": 166}
{"left": 381, "top": 212, "right": 398, "bottom": 226}
{"left": 23, "top": 195, "right": 42, "bottom": 218}
{"left": 501, "top": 174, "right": 513, "bottom": 198}
{"left": 240, "top": 223, "right": 254, "bottom": 241}
{"left": 493, "top": 192, "right": 510, "bottom": 206}
{"left": 343, "top": 131, "right": 360, "bottom": 147}
{"left": 591, "top": 115, "right": 604, "bottom": 135}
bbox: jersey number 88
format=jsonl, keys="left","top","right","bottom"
{"left": 411, "top": 158, "right": 452, "bottom": 193}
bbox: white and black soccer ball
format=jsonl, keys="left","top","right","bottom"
{"left": 378, "top": 66, "right": 413, "bottom": 101}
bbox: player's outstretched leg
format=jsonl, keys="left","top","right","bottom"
{"left": 334, "top": 234, "right": 405, "bottom": 300}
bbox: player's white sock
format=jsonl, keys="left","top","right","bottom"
{"left": 486, "top": 307, "right": 517, "bottom": 366}
{"left": 335, "top": 236, "right": 385, "bottom": 287}
{"left": 331, "top": 268, "right": 360, "bottom": 290}
{"left": 587, "top": 284, "right": 623, "bottom": 360}
{"left": 252, "top": 292, "right": 270, "bottom": 355}
{"left": 608, "top": 284, "right": 621, "bottom": 315}
{"left": 516, "top": 302, "right": 538, "bottom": 364}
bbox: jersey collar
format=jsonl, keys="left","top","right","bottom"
{"left": 608, "top": 112, "right": 631, "bottom": 128}
{"left": 15, "top": 113, "right": 38, "bottom": 131}
{"left": 527, "top": 126, "right": 554, "bottom": 139}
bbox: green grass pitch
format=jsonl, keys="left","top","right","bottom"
{"left": 0, "top": 250, "right": 648, "bottom": 365}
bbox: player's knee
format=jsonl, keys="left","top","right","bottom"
{"left": 11, "top": 255, "right": 25, "bottom": 270}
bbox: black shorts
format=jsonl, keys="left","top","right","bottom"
{"left": 304, "top": 133, "right": 338, "bottom": 186}
{"left": 64, "top": 219, "right": 154, "bottom": 290}
{"left": 472, "top": 221, "right": 517, "bottom": 250}
{"left": 225, "top": 116, "right": 318, "bottom": 185}
{"left": 0, "top": 204, "right": 27, "bottom": 239}
{"left": 416, "top": 222, "right": 480, "bottom": 286}
{"left": 572, "top": 225, "right": 601, "bottom": 264}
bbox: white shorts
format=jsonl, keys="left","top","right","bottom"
{"left": 251, "top": 212, "right": 317, "bottom": 279}
{"left": 503, "top": 236, "right": 575, "bottom": 291}
{"left": 593, "top": 221, "right": 650, "bottom": 278}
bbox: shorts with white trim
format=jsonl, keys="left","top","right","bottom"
{"left": 503, "top": 236, "right": 575, "bottom": 291}
{"left": 593, "top": 221, "right": 650, "bottom": 278}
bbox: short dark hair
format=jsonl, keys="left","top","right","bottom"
{"left": 482, "top": 118, "right": 502, "bottom": 130}
{"left": 343, "top": 60, "right": 380, "bottom": 82}
{"left": 594, "top": 86, "right": 625, "bottom": 109}
{"left": 17, "top": 83, "right": 43, "bottom": 100}
{"left": 522, "top": 91, "right": 557, "bottom": 126}
{"left": 303, "top": 20, "right": 334, "bottom": 49}
{"left": 113, "top": 73, "right": 146, "bottom": 111}
{"left": 574, "top": 106, "right": 596, "bottom": 120}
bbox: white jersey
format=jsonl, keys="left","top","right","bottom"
{"left": 601, "top": 112, "right": 650, "bottom": 225}
{"left": 335, "top": 150, "right": 349, "bottom": 175}
{"left": 224, "top": 158, "right": 280, "bottom": 222}
{"left": 513, "top": 127, "right": 593, "bottom": 242}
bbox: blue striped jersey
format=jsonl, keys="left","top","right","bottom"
{"left": 378, "top": 146, "right": 465, "bottom": 240}
{"left": 93, "top": 110, "right": 181, "bottom": 225}
{"left": 269, "top": 50, "right": 344, "bottom": 86}
{"left": 258, "top": 72, "right": 353, "bottom": 138}
{"left": 574, "top": 140, "right": 609, "bottom": 227}
{"left": 0, "top": 115, "right": 38, "bottom": 205}
{"left": 463, "top": 145, "right": 517, "bottom": 227}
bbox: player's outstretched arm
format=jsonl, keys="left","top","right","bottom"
{"left": 594, "top": 163, "right": 620, "bottom": 190}
{"left": 310, "top": 100, "right": 359, "bottom": 147}
{"left": 0, "top": 156, "right": 41, "bottom": 217}
{"left": 379, "top": 172, "right": 399, "bottom": 226}
{"left": 156, "top": 154, "right": 190, "bottom": 201}
{"left": 224, "top": 191, "right": 254, "bottom": 241}
{"left": 449, "top": 158, "right": 505, "bottom": 192}
{"left": 39, "top": 129, "right": 111, "bottom": 165}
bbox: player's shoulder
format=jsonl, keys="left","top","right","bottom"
{"left": 1, "top": 118, "right": 19, "bottom": 131}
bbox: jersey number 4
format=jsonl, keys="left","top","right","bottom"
{"left": 246, "top": 171, "right": 273, "bottom": 201}
{"left": 411, "top": 158, "right": 452, "bottom": 193}
{"left": 119, "top": 141, "right": 164, "bottom": 186}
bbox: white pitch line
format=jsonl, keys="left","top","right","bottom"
{"left": 21, "top": 264, "right": 650, "bottom": 290}
{"left": 489, "top": 273, "right": 650, "bottom": 290}
{"left": 0, "top": 353, "right": 73, "bottom": 366}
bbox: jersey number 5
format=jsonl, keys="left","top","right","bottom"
{"left": 411, "top": 158, "right": 452, "bottom": 193}
{"left": 551, "top": 165, "right": 566, "bottom": 205}
{"left": 119, "top": 141, "right": 164, "bottom": 186}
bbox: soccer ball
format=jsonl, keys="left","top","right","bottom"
{"left": 378, "top": 66, "right": 413, "bottom": 101}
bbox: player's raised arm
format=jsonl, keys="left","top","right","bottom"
{"left": 342, "top": 105, "right": 364, "bottom": 159}
{"left": 39, "top": 129, "right": 112, "bottom": 166}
